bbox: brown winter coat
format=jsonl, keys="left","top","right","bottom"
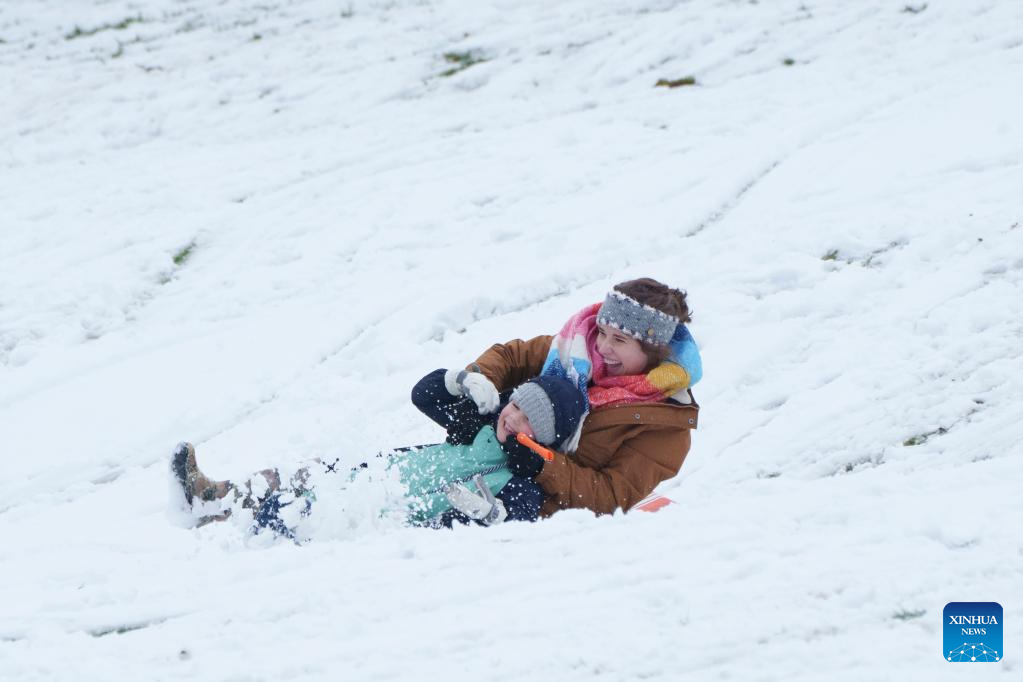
{"left": 470, "top": 335, "right": 699, "bottom": 517}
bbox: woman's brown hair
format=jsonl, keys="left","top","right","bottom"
{"left": 612, "top": 277, "right": 692, "bottom": 368}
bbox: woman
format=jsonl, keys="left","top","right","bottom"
{"left": 450, "top": 277, "right": 701, "bottom": 517}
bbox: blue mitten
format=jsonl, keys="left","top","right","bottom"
{"left": 501, "top": 436, "right": 545, "bottom": 479}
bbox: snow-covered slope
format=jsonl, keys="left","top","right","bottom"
{"left": 2, "top": 0, "right": 1021, "bottom": 679}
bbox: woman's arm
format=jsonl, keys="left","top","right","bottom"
{"left": 534, "top": 428, "right": 691, "bottom": 515}
{"left": 410, "top": 369, "right": 492, "bottom": 445}
{"left": 469, "top": 335, "right": 555, "bottom": 392}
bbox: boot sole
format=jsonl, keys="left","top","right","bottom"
{"left": 171, "top": 442, "right": 193, "bottom": 506}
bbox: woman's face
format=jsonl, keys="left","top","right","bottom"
{"left": 596, "top": 323, "right": 650, "bottom": 376}
{"left": 495, "top": 401, "right": 534, "bottom": 443}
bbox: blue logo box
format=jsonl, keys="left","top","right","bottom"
{"left": 944, "top": 602, "right": 1002, "bottom": 662}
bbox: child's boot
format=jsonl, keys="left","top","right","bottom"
{"left": 171, "top": 442, "right": 232, "bottom": 505}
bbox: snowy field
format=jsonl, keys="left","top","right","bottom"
{"left": 2, "top": 0, "right": 1022, "bottom": 679}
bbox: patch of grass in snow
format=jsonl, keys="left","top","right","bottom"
{"left": 892, "top": 609, "right": 926, "bottom": 621}
{"left": 173, "top": 241, "right": 196, "bottom": 267}
{"left": 160, "top": 240, "right": 197, "bottom": 283}
{"left": 904, "top": 403, "right": 983, "bottom": 448}
{"left": 782, "top": 57, "right": 796, "bottom": 66}
{"left": 176, "top": 19, "right": 204, "bottom": 34}
{"left": 859, "top": 248, "right": 890, "bottom": 268}
{"left": 341, "top": 5, "right": 355, "bottom": 18}
{"left": 822, "top": 241, "right": 905, "bottom": 267}
{"left": 868, "top": 241, "right": 905, "bottom": 262}
{"left": 839, "top": 453, "right": 884, "bottom": 474}
{"left": 90, "top": 618, "right": 167, "bottom": 637}
{"left": 111, "top": 36, "right": 143, "bottom": 59}
{"left": 440, "top": 51, "right": 488, "bottom": 77}
{"left": 902, "top": 427, "right": 947, "bottom": 447}
{"left": 65, "top": 15, "right": 144, "bottom": 41}
{"left": 902, "top": 4, "right": 928, "bottom": 14}
{"left": 655, "top": 76, "right": 698, "bottom": 88}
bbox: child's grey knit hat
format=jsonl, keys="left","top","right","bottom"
{"left": 509, "top": 376, "right": 587, "bottom": 450}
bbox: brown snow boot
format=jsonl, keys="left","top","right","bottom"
{"left": 171, "top": 442, "right": 232, "bottom": 505}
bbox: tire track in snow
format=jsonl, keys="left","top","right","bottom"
{"left": 678, "top": 77, "right": 928, "bottom": 244}
{"left": 683, "top": 159, "right": 782, "bottom": 238}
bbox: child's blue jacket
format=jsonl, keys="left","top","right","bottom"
{"left": 401, "top": 368, "right": 522, "bottom": 522}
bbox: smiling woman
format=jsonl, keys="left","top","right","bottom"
{"left": 465, "top": 277, "right": 703, "bottom": 516}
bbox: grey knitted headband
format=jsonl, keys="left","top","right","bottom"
{"left": 596, "top": 290, "right": 679, "bottom": 346}
{"left": 509, "top": 383, "right": 556, "bottom": 445}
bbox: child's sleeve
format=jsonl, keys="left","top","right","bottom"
{"left": 410, "top": 369, "right": 494, "bottom": 446}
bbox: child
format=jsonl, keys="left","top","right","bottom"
{"left": 171, "top": 369, "right": 587, "bottom": 537}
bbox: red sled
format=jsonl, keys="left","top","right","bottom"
{"left": 633, "top": 493, "right": 674, "bottom": 513}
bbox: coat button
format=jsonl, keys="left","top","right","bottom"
{"left": 688, "top": 418, "right": 695, "bottom": 425}
{"left": 634, "top": 413, "right": 641, "bottom": 420}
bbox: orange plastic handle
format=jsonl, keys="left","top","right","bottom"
{"left": 516, "top": 433, "right": 555, "bottom": 461}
